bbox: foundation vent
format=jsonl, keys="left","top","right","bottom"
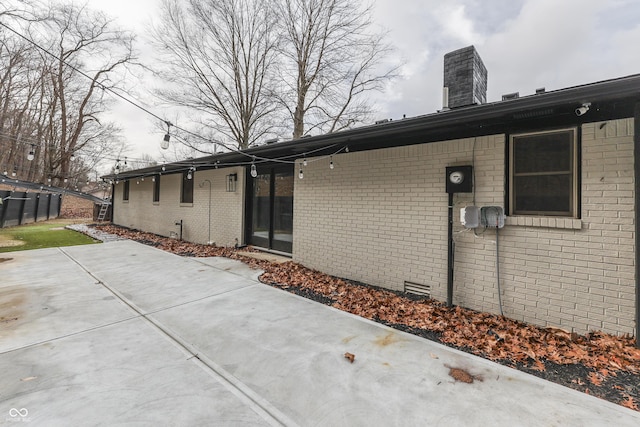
{"left": 404, "top": 281, "right": 431, "bottom": 297}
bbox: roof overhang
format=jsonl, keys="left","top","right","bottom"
{"left": 103, "top": 73, "right": 640, "bottom": 181}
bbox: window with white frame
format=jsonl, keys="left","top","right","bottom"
{"left": 509, "top": 128, "right": 578, "bottom": 217}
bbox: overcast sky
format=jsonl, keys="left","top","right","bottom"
{"left": 87, "top": 0, "right": 640, "bottom": 159}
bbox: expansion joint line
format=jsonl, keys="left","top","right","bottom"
{"left": 58, "top": 247, "right": 297, "bottom": 427}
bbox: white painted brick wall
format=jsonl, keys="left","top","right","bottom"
{"left": 293, "top": 119, "right": 635, "bottom": 335}
{"left": 113, "top": 167, "right": 245, "bottom": 246}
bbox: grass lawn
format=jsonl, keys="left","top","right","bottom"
{"left": 0, "top": 219, "right": 99, "bottom": 252}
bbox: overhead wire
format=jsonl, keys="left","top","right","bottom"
{"left": 0, "top": 20, "right": 347, "bottom": 169}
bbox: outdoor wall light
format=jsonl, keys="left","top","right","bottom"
{"left": 226, "top": 173, "right": 238, "bottom": 192}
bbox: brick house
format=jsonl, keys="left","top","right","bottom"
{"left": 106, "top": 47, "right": 640, "bottom": 339}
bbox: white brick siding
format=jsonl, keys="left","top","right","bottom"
{"left": 293, "top": 119, "right": 635, "bottom": 335}
{"left": 113, "top": 167, "right": 245, "bottom": 246}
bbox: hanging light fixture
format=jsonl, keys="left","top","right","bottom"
{"left": 27, "top": 144, "right": 35, "bottom": 161}
{"left": 70, "top": 152, "right": 75, "bottom": 161}
{"left": 161, "top": 121, "right": 172, "bottom": 149}
{"left": 250, "top": 157, "right": 257, "bottom": 178}
{"left": 329, "top": 156, "right": 334, "bottom": 169}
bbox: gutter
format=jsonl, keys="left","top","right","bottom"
{"left": 103, "top": 74, "right": 640, "bottom": 182}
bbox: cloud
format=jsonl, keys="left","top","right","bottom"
{"left": 433, "top": 4, "right": 484, "bottom": 46}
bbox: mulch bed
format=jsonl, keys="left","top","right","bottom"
{"left": 93, "top": 224, "right": 640, "bottom": 411}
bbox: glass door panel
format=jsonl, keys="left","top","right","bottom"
{"left": 251, "top": 173, "right": 270, "bottom": 248}
{"left": 272, "top": 172, "right": 294, "bottom": 253}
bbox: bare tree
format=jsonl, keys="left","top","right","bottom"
{"left": 151, "top": 0, "right": 280, "bottom": 150}
{"left": 276, "top": 0, "right": 398, "bottom": 138}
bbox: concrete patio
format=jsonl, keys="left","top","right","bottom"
{"left": 1, "top": 240, "right": 639, "bottom": 426}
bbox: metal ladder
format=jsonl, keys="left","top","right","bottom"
{"left": 97, "top": 201, "right": 111, "bottom": 221}
{"left": 97, "top": 187, "right": 112, "bottom": 222}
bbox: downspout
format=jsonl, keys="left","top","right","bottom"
{"left": 634, "top": 102, "right": 640, "bottom": 348}
{"left": 447, "top": 192, "right": 454, "bottom": 307}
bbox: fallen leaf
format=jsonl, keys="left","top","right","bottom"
{"left": 344, "top": 352, "right": 355, "bottom": 363}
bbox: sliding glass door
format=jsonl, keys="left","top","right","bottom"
{"left": 249, "top": 166, "right": 294, "bottom": 253}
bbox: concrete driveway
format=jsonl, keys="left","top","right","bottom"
{"left": 1, "top": 240, "right": 639, "bottom": 426}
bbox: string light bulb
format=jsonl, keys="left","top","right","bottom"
{"left": 27, "top": 145, "right": 35, "bottom": 161}
{"left": 303, "top": 157, "right": 307, "bottom": 166}
{"left": 70, "top": 152, "right": 75, "bottom": 161}
{"left": 161, "top": 163, "right": 166, "bottom": 172}
{"left": 329, "top": 156, "right": 334, "bottom": 169}
{"left": 161, "top": 121, "right": 172, "bottom": 149}
{"left": 299, "top": 165, "right": 304, "bottom": 179}
{"left": 250, "top": 161, "right": 257, "bottom": 178}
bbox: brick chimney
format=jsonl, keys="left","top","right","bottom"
{"left": 443, "top": 46, "right": 487, "bottom": 109}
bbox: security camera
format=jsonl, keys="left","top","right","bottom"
{"left": 575, "top": 102, "right": 591, "bottom": 116}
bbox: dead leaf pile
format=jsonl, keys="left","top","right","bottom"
{"left": 92, "top": 224, "right": 640, "bottom": 411}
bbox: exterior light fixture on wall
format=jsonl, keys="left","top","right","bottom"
{"left": 27, "top": 144, "right": 35, "bottom": 161}
{"left": 226, "top": 173, "right": 238, "bottom": 192}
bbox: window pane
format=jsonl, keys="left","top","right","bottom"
{"left": 181, "top": 172, "right": 193, "bottom": 203}
{"left": 514, "top": 131, "right": 572, "bottom": 173}
{"left": 514, "top": 174, "right": 571, "bottom": 214}
{"left": 153, "top": 175, "right": 160, "bottom": 202}
{"left": 272, "top": 172, "right": 293, "bottom": 253}
{"left": 251, "top": 174, "right": 270, "bottom": 246}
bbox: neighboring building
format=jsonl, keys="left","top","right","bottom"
{"left": 106, "top": 47, "right": 640, "bottom": 339}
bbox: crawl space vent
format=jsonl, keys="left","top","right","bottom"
{"left": 404, "top": 281, "right": 431, "bottom": 297}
